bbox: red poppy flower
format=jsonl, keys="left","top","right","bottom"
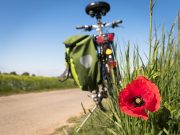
{"left": 118, "top": 76, "right": 161, "bottom": 120}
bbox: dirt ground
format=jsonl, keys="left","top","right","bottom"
{"left": 0, "top": 89, "right": 93, "bottom": 135}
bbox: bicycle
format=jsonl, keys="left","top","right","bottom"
{"left": 76, "top": 1, "right": 122, "bottom": 111}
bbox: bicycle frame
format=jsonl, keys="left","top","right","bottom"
{"left": 75, "top": 1, "right": 122, "bottom": 133}
{"left": 76, "top": 15, "right": 122, "bottom": 102}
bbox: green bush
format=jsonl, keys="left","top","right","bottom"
{"left": 0, "top": 75, "right": 77, "bottom": 96}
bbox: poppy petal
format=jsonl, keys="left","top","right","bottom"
{"left": 120, "top": 104, "right": 148, "bottom": 120}
{"left": 118, "top": 76, "right": 161, "bottom": 120}
{"left": 132, "top": 76, "right": 161, "bottom": 112}
{"left": 119, "top": 86, "right": 148, "bottom": 120}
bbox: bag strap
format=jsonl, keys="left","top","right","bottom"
{"left": 59, "top": 64, "right": 70, "bottom": 82}
{"left": 59, "top": 52, "right": 71, "bottom": 82}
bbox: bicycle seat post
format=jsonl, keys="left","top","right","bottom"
{"left": 96, "top": 15, "right": 103, "bottom": 35}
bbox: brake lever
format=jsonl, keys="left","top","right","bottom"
{"left": 112, "top": 23, "right": 118, "bottom": 28}
{"left": 112, "top": 20, "right": 123, "bottom": 28}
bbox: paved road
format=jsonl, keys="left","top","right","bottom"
{"left": 0, "top": 89, "right": 93, "bottom": 135}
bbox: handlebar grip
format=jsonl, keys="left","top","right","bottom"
{"left": 76, "top": 26, "right": 85, "bottom": 29}
{"left": 115, "top": 20, "right": 123, "bottom": 24}
{"left": 76, "top": 25, "right": 92, "bottom": 31}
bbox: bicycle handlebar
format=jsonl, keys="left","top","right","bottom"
{"left": 76, "top": 20, "right": 123, "bottom": 31}
{"left": 76, "top": 25, "right": 92, "bottom": 31}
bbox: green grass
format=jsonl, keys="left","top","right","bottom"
{"left": 50, "top": 114, "right": 89, "bottom": 135}
{"left": 0, "top": 74, "right": 77, "bottom": 96}
{"left": 71, "top": 30, "right": 180, "bottom": 135}
{"left": 52, "top": 100, "right": 117, "bottom": 135}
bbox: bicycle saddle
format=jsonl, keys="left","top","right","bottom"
{"left": 85, "top": 1, "right": 110, "bottom": 18}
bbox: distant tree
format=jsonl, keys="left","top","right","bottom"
{"left": 10, "top": 71, "right": 17, "bottom": 75}
{"left": 0, "top": 71, "right": 1, "bottom": 74}
{"left": 22, "top": 72, "right": 30, "bottom": 76}
{"left": 32, "top": 74, "right": 36, "bottom": 77}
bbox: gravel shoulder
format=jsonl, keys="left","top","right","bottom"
{"left": 0, "top": 89, "right": 93, "bottom": 135}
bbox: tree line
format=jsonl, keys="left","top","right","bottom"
{"left": 0, "top": 71, "right": 36, "bottom": 76}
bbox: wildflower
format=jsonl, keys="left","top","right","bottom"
{"left": 118, "top": 76, "right": 161, "bottom": 120}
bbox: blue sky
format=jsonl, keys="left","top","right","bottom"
{"left": 0, "top": 0, "right": 179, "bottom": 76}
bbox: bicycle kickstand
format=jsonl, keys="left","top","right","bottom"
{"left": 76, "top": 105, "right": 97, "bottom": 133}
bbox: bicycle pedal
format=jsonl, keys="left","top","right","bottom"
{"left": 99, "top": 91, "right": 108, "bottom": 98}
{"left": 102, "top": 91, "right": 108, "bottom": 98}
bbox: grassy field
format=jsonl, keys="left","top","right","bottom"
{"left": 0, "top": 74, "right": 77, "bottom": 96}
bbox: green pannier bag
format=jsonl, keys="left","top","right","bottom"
{"left": 60, "top": 35, "right": 101, "bottom": 91}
